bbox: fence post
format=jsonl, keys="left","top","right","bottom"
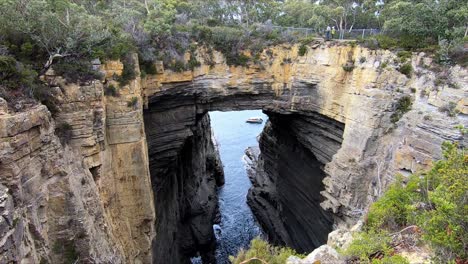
{"left": 362, "top": 29, "right": 365, "bottom": 39}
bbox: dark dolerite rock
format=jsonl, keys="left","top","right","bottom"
{"left": 247, "top": 111, "right": 345, "bottom": 253}
{"left": 144, "top": 106, "right": 224, "bottom": 263}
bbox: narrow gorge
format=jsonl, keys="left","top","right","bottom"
{"left": 1, "top": 42, "right": 466, "bottom": 263}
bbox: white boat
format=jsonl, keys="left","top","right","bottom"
{"left": 246, "top": 117, "right": 263, "bottom": 124}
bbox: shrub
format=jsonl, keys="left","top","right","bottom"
{"left": 139, "top": 60, "right": 157, "bottom": 75}
{"left": 127, "top": 96, "right": 138, "bottom": 108}
{"left": 410, "top": 87, "right": 416, "bottom": 93}
{"left": 54, "top": 58, "right": 102, "bottom": 84}
{"left": 117, "top": 56, "right": 137, "bottom": 86}
{"left": 171, "top": 60, "right": 186, "bottom": 72}
{"left": 367, "top": 175, "right": 420, "bottom": 230}
{"left": 343, "top": 64, "right": 355, "bottom": 72}
{"left": 359, "top": 57, "right": 367, "bottom": 64}
{"left": 380, "top": 61, "right": 388, "bottom": 69}
{"left": 375, "top": 35, "right": 398, "bottom": 50}
{"left": 229, "top": 238, "right": 304, "bottom": 264}
{"left": 390, "top": 95, "right": 412, "bottom": 123}
{"left": 298, "top": 44, "right": 307, "bottom": 56}
{"left": 397, "top": 51, "right": 412, "bottom": 62}
{"left": 0, "top": 55, "right": 38, "bottom": 91}
{"left": 348, "top": 142, "right": 467, "bottom": 263}
{"left": 343, "top": 231, "right": 397, "bottom": 263}
{"left": 188, "top": 52, "right": 201, "bottom": 70}
{"left": 438, "top": 102, "right": 459, "bottom": 117}
{"left": 104, "top": 84, "right": 119, "bottom": 97}
{"left": 398, "top": 63, "right": 413, "bottom": 77}
{"left": 55, "top": 122, "right": 73, "bottom": 145}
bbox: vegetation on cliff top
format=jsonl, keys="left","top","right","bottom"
{"left": 0, "top": 0, "right": 466, "bottom": 105}
{"left": 229, "top": 237, "right": 304, "bottom": 264}
{"left": 344, "top": 142, "right": 467, "bottom": 263}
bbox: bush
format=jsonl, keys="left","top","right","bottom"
{"left": 343, "top": 63, "right": 355, "bottom": 72}
{"left": 188, "top": 52, "right": 201, "bottom": 70}
{"left": 229, "top": 238, "right": 304, "bottom": 264}
{"left": 398, "top": 63, "right": 413, "bottom": 77}
{"left": 390, "top": 95, "right": 412, "bottom": 123}
{"left": 104, "top": 84, "right": 119, "bottom": 97}
{"left": 0, "top": 55, "right": 38, "bottom": 92}
{"left": 367, "top": 175, "right": 420, "bottom": 230}
{"left": 139, "top": 60, "right": 157, "bottom": 76}
{"left": 298, "top": 44, "right": 307, "bottom": 56}
{"left": 397, "top": 51, "right": 412, "bottom": 62}
{"left": 439, "top": 102, "right": 459, "bottom": 117}
{"left": 343, "top": 231, "right": 397, "bottom": 263}
{"left": 55, "top": 122, "right": 73, "bottom": 145}
{"left": 54, "top": 58, "right": 102, "bottom": 84}
{"left": 348, "top": 143, "right": 467, "bottom": 263}
{"left": 127, "top": 96, "right": 138, "bottom": 109}
{"left": 170, "top": 60, "right": 186, "bottom": 72}
{"left": 359, "top": 57, "right": 367, "bottom": 63}
{"left": 117, "top": 56, "right": 137, "bottom": 86}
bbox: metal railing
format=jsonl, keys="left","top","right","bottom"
{"left": 271, "top": 26, "right": 381, "bottom": 39}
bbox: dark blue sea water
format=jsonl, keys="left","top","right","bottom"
{"left": 210, "top": 110, "right": 268, "bottom": 263}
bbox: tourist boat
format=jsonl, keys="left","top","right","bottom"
{"left": 246, "top": 117, "right": 263, "bottom": 124}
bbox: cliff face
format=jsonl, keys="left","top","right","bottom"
{"left": 0, "top": 41, "right": 466, "bottom": 263}
{"left": 246, "top": 111, "right": 344, "bottom": 253}
{"left": 0, "top": 58, "right": 154, "bottom": 263}
{"left": 144, "top": 42, "right": 466, "bottom": 253}
{"left": 144, "top": 103, "right": 224, "bottom": 263}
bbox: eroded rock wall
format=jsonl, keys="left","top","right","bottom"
{"left": 144, "top": 95, "right": 224, "bottom": 263}
{"left": 144, "top": 41, "right": 466, "bottom": 252}
{"left": 246, "top": 111, "right": 344, "bottom": 253}
{"left": 0, "top": 57, "right": 155, "bottom": 263}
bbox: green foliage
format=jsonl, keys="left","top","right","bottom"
{"left": 343, "top": 231, "right": 402, "bottom": 263}
{"left": 0, "top": 55, "right": 38, "bottom": 91}
{"left": 188, "top": 52, "right": 201, "bottom": 70}
{"left": 229, "top": 238, "right": 304, "bottom": 264}
{"left": 169, "top": 60, "right": 186, "bottom": 72}
{"left": 398, "top": 63, "right": 413, "bottom": 78}
{"left": 348, "top": 142, "right": 467, "bottom": 263}
{"left": 397, "top": 51, "right": 412, "bottom": 62}
{"left": 298, "top": 44, "right": 307, "bottom": 56}
{"left": 342, "top": 64, "right": 355, "bottom": 72}
{"left": 104, "top": 84, "right": 119, "bottom": 97}
{"left": 390, "top": 95, "right": 412, "bottom": 123}
{"left": 117, "top": 56, "right": 137, "bottom": 86}
{"left": 127, "top": 96, "right": 138, "bottom": 108}
{"left": 53, "top": 58, "right": 102, "bottom": 84}
{"left": 367, "top": 175, "right": 421, "bottom": 230}
{"left": 55, "top": 122, "right": 73, "bottom": 145}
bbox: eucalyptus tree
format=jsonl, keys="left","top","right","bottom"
{"left": 0, "top": 0, "right": 111, "bottom": 72}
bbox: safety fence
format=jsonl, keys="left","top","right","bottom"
{"left": 271, "top": 26, "right": 381, "bottom": 39}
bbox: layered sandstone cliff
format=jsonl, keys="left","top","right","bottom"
{"left": 143, "top": 41, "right": 466, "bottom": 255}
{"left": 0, "top": 41, "right": 466, "bottom": 263}
{"left": 0, "top": 58, "right": 155, "bottom": 263}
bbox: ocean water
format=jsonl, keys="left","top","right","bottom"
{"left": 210, "top": 110, "right": 268, "bottom": 263}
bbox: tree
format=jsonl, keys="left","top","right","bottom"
{"left": 0, "top": 0, "right": 111, "bottom": 72}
